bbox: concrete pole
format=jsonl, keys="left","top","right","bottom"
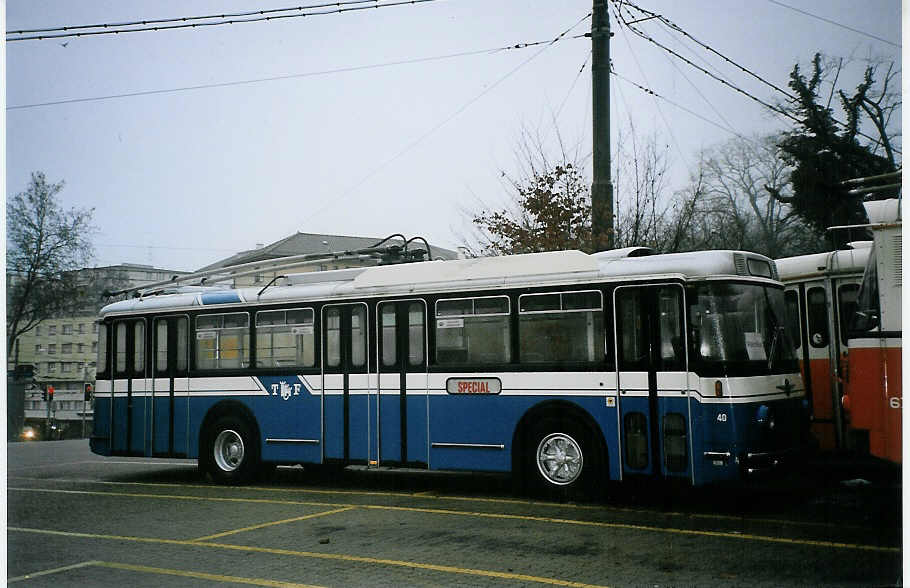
{"left": 591, "top": 0, "right": 614, "bottom": 252}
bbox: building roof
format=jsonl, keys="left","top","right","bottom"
{"left": 197, "top": 232, "right": 458, "bottom": 272}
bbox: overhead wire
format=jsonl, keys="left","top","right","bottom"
{"left": 614, "top": 0, "right": 901, "bottom": 155}
{"left": 618, "top": 0, "right": 795, "bottom": 100}
{"left": 7, "top": 34, "right": 587, "bottom": 111}
{"left": 302, "top": 12, "right": 593, "bottom": 223}
{"left": 612, "top": 2, "right": 800, "bottom": 127}
{"left": 640, "top": 7, "right": 741, "bottom": 139}
{"left": 6, "top": 0, "right": 441, "bottom": 42}
{"left": 766, "top": 0, "right": 901, "bottom": 49}
{"left": 7, "top": 0, "right": 379, "bottom": 35}
{"left": 610, "top": 3, "right": 689, "bottom": 169}
{"left": 554, "top": 51, "right": 591, "bottom": 121}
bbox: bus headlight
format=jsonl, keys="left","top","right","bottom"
{"left": 756, "top": 405, "right": 775, "bottom": 430}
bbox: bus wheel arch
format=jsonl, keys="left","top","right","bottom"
{"left": 199, "top": 401, "right": 262, "bottom": 485}
{"left": 512, "top": 401, "right": 607, "bottom": 498}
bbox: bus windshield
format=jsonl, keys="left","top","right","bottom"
{"left": 688, "top": 282, "right": 797, "bottom": 376}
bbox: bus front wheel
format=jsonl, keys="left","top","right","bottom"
{"left": 201, "top": 416, "right": 259, "bottom": 485}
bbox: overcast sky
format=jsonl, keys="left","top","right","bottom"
{"left": 6, "top": 0, "right": 902, "bottom": 271}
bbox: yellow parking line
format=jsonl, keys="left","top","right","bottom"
{"left": 9, "top": 527, "right": 608, "bottom": 588}
{"left": 8, "top": 475, "right": 860, "bottom": 531}
{"left": 94, "top": 561, "right": 326, "bottom": 587}
{"left": 8, "top": 486, "right": 898, "bottom": 553}
{"left": 192, "top": 507, "right": 356, "bottom": 541}
{"left": 361, "top": 504, "right": 900, "bottom": 553}
{"left": 8, "top": 560, "right": 100, "bottom": 583}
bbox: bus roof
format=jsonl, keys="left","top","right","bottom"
{"left": 776, "top": 246, "right": 871, "bottom": 282}
{"left": 99, "top": 249, "right": 778, "bottom": 316}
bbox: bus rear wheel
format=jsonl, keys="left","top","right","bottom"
{"left": 201, "top": 416, "right": 259, "bottom": 485}
{"left": 525, "top": 418, "right": 600, "bottom": 500}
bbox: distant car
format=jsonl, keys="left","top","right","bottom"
{"left": 20, "top": 426, "right": 38, "bottom": 441}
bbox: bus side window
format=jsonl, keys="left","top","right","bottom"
{"left": 97, "top": 322, "right": 109, "bottom": 377}
{"left": 784, "top": 290, "right": 801, "bottom": 350}
{"left": 435, "top": 296, "right": 510, "bottom": 366}
{"left": 807, "top": 287, "right": 829, "bottom": 348}
{"left": 195, "top": 313, "right": 250, "bottom": 370}
{"left": 518, "top": 290, "right": 603, "bottom": 365}
{"left": 837, "top": 284, "right": 859, "bottom": 345}
{"left": 115, "top": 322, "right": 128, "bottom": 374}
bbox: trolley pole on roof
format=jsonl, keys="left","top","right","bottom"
{"left": 591, "top": 0, "right": 614, "bottom": 252}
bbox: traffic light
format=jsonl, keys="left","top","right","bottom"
{"left": 47, "top": 385, "right": 54, "bottom": 402}
{"left": 84, "top": 383, "right": 93, "bottom": 401}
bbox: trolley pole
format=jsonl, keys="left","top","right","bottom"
{"left": 591, "top": 0, "right": 614, "bottom": 251}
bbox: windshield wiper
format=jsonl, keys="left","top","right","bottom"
{"left": 767, "top": 325, "right": 784, "bottom": 371}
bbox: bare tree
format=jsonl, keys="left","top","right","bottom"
{"left": 7, "top": 172, "right": 96, "bottom": 364}
{"left": 686, "top": 134, "right": 824, "bottom": 257}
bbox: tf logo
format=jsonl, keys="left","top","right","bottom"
{"left": 271, "top": 381, "right": 301, "bottom": 401}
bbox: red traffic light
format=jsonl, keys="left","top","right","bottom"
{"left": 84, "top": 383, "right": 93, "bottom": 401}
{"left": 47, "top": 385, "right": 54, "bottom": 400}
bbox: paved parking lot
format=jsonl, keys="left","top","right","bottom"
{"left": 7, "top": 440, "right": 903, "bottom": 587}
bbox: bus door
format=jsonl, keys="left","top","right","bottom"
{"left": 377, "top": 300, "right": 428, "bottom": 467}
{"left": 614, "top": 284, "right": 690, "bottom": 479}
{"left": 151, "top": 316, "right": 190, "bottom": 457}
{"left": 322, "top": 304, "right": 370, "bottom": 463}
{"left": 111, "top": 318, "right": 147, "bottom": 455}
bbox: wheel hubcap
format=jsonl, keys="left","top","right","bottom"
{"left": 536, "top": 432, "right": 583, "bottom": 486}
{"left": 213, "top": 429, "right": 245, "bottom": 472}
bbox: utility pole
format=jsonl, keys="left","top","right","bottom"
{"left": 591, "top": 0, "right": 614, "bottom": 251}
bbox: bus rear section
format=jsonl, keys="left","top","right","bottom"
{"left": 842, "top": 199, "right": 902, "bottom": 463}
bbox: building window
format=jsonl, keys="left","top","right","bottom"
{"left": 62, "top": 362, "right": 71, "bottom": 373}
{"left": 77, "top": 324, "right": 85, "bottom": 334}
{"left": 62, "top": 343, "right": 72, "bottom": 354}
{"left": 35, "top": 344, "right": 43, "bottom": 354}
{"left": 77, "top": 343, "right": 85, "bottom": 353}
{"left": 48, "top": 344, "right": 57, "bottom": 355}
{"left": 91, "top": 342, "right": 98, "bottom": 353}
{"left": 62, "top": 324, "right": 73, "bottom": 335}
{"left": 48, "top": 325, "right": 57, "bottom": 335}
{"left": 47, "top": 362, "right": 56, "bottom": 372}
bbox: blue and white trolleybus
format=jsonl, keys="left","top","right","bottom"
{"left": 91, "top": 245, "right": 806, "bottom": 494}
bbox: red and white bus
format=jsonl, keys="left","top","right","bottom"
{"left": 841, "top": 199, "right": 902, "bottom": 463}
{"left": 776, "top": 245, "right": 869, "bottom": 451}
{"left": 778, "top": 197, "right": 901, "bottom": 462}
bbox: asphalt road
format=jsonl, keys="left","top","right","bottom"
{"left": 7, "top": 440, "right": 903, "bottom": 587}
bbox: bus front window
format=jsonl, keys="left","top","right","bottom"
{"left": 688, "top": 282, "right": 797, "bottom": 376}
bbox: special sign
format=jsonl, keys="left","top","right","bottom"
{"left": 446, "top": 377, "right": 502, "bottom": 395}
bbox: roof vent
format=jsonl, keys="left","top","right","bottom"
{"left": 591, "top": 247, "right": 654, "bottom": 261}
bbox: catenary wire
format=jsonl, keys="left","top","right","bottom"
{"left": 617, "top": 0, "right": 796, "bottom": 100}
{"left": 7, "top": 34, "right": 586, "bottom": 111}
{"left": 7, "top": 0, "right": 379, "bottom": 35}
{"left": 6, "top": 0, "right": 441, "bottom": 42}
{"left": 766, "top": 0, "right": 900, "bottom": 49}
{"left": 615, "top": 0, "right": 901, "bottom": 154}
{"left": 302, "top": 12, "right": 592, "bottom": 223}
{"left": 611, "top": 4, "right": 690, "bottom": 168}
